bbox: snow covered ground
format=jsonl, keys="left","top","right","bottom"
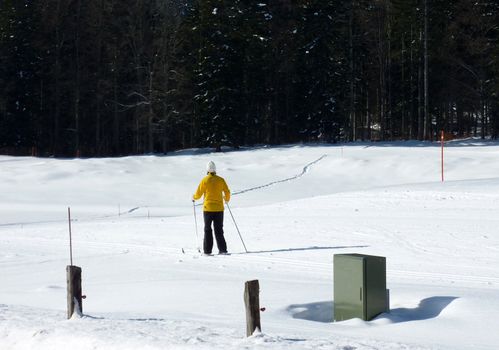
{"left": 1, "top": 139, "right": 499, "bottom": 349}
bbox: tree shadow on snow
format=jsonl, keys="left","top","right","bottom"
{"left": 234, "top": 245, "right": 369, "bottom": 255}
{"left": 287, "top": 296, "right": 458, "bottom": 324}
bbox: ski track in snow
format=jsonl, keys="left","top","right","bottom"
{"left": 4, "top": 232, "right": 497, "bottom": 288}
{"left": 232, "top": 154, "right": 328, "bottom": 196}
{"left": 0, "top": 206, "right": 143, "bottom": 228}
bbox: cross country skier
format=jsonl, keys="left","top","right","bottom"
{"left": 192, "top": 161, "right": 231, "bottom": 255}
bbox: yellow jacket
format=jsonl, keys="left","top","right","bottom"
{"left": 193, "top": 173, "right": 230, "bottom": 212}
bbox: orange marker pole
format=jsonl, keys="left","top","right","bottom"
{"left": 440, "top": 130, "right": 444, "bottom": 182}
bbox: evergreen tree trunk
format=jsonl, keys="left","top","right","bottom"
{"left": 74, "top": 0, "right": 82, "bottom": 155}
{"left": 423, "top": 0, "right": 429, "bottom": 141}
{"left": 349, "top": 2, "right": 355, "bottom": 141}
{"left": 418, "top": 30, "right": 423, "bottom": 140}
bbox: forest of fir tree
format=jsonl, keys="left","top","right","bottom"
{"left": 0, "top": 0, "right": 498, "bottom": 157}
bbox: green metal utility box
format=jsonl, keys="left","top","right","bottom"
{"left": 334, "top": 254, "right": 388, "bottom": 321}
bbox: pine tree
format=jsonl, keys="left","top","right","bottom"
{"left": 294, "top": 0, "right": 349, "bottom": 142}
{"left": 0, "top": 0, "right": 39, "bottom": 152}
{"left": 194, "top": 0, "right": 245, "bottom": 151}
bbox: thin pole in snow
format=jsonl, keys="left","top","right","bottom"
{"left": 226, "top": 202, "right": 248, "bottom": 253}
{"left": 192, "top": 201, "right": 201, "bottom": 253}
{"left": 68, "top": 207, "right": 73, "bottom": 266}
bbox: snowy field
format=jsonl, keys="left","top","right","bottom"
{"left": 1, "top": 139, "right": 499, "bottom": 349}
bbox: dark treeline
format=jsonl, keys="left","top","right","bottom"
{"left": 1, "top": 1, "right": 498, "bottom": 157}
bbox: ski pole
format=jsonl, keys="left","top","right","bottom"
{"left": 192, "top": 200, "right": 201, "bottom": 253}
{"left": 226, "top": 202, "right": 248, "bottom": 253}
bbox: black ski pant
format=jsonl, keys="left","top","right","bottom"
{"left": 203, "top": 211, "right": 227, "bottom": 254}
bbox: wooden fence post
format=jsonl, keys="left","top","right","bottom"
{"left": 244, "top": 279, "right": 261, "bottom": 336}
{"left": 67, "top": 265, "right": 82, "bottom": 319}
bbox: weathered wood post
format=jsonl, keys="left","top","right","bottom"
{"left": 244, "top": 279, "right": 261, "bottom": 336}
{"left": 66, "top": 265, "right": 82, "bottom": 318}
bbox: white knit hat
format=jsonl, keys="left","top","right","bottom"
{"left": 206, "top": 161, "right": 216, "bottom": 173}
